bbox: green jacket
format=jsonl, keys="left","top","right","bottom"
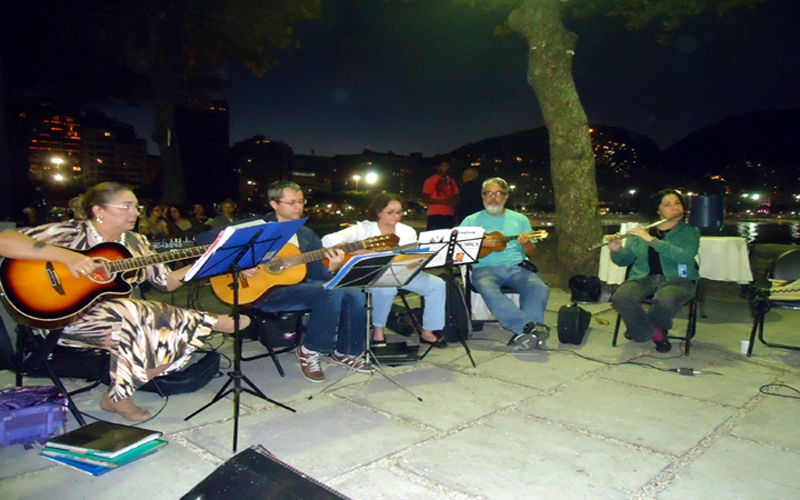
{"left": 610, "top": 221, "right": 700, "bottom": 281}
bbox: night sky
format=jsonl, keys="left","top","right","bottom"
{"left": 102, "top": 0, "right": 800, "bottom": 157}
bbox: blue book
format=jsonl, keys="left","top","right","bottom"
{"left": 41, "top": 454, "right": 113, "bottom": 476}
{"left": 41, "top": 438, "right": 168, "bottom": 468}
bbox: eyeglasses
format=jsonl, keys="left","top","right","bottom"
{"left": 482, "top": 191, "right": 507, "bottom": 198}
{"left": 105, "top": 203, "right": 144, "bottom": 213}
{"left": 275, "top": 199, "right": 307, "bottom": 207}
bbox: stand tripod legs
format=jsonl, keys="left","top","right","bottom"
{"left": 309, "top": 291, "right": 423, "bottom": 401}
{"left": 185, "top": 326, "right": 295, "bottom": 452}
{"left": 308, "top": 350, "right": 422, "bottom": 401}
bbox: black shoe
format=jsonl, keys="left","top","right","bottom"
{"left": 508, "top": 322, "right": 550, "bottom": 347}
{"left": 654, "top": 339, "right": 672, "bottom": 353}
{"left": 420, "top": 337, "right": 448, "bottom": 349}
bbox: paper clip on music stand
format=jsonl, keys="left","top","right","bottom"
{"left": 183, "top": 218, "right": 304, "bottom": 452}
{"left": 418, "top": 227, "right": 485, "bottom": 368}
{"left": 310, "top": 250, "right": 436, "bottom": 401}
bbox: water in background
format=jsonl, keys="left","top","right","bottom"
{"left": 590, "top": 219, "right": 800, "bottom": 245}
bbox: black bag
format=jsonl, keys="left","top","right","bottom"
{"left": 139, "top": 351, "right": 221, "bottom": 396}
{"left": 255, "top": 311, "right": 304, "bottom": 350}
{"left": 435, "top": 274, "right": 472, "bottom": 343}
{"left": 557, "top": 302, "right": 591, "bottom": 345}
{"left": 569, "top": 275, "right": 601, "bottom": 303}
{"left": 386, "top": 305, "right": 422, "bottom": 337}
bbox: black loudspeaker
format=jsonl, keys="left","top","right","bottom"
{"left": 689, "top": 194, "right": 724, "bottom": 230}
{"left": 181, "top": 444, "right": 351, "bottom": 500}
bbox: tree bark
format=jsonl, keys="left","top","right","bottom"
{"left": 508, "top": 0, "right": 602, "bottom": 288}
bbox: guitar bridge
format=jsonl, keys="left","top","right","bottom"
{"left": 45, "top": 261, "right": 66, "bottom": 295}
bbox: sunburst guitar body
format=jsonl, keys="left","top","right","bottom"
{"left": 0, "top": 241, "right": 210, "bottom": 329}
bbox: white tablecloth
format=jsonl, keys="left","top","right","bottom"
{"left": 598, "top": 235, "right": 753, "bottom": 285}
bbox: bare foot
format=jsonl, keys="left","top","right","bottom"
{"left": 100, "top": 393, "right": 152, "bottom": 422}
{"left": 372, "top": 326, "right": 386, "bottom": 343}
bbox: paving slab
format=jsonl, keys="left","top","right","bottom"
{"left": 400, "top": 412, "right": 671, "bottom": 500}
{"left": 335, "top": 365, "right": 541, "bottom": 432}
{"left": 518, "top": 377, "right": 735, "bottom": 455}
{"left": 0, "top": 442, "right": 216, "bottom": 500}
{"left": 658, "top": 436, "right": 800, "bottom": 500}
{"left": 597, "top": 354, "right": 780, "bottom": 407}
{"left": 332, "top": 467, "right": 459, "bottom": 500}
{"left": 181, "top": 396, "right": 436, "bottom": 481}
{"left": 729, "top": 373, "right": 800, "bottom": 453}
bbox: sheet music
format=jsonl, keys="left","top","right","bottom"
{"left": 418, "top": 226, "right": 485, "bottom": 268}
{"left": 324, "top": 250, "right": 436, "bottom": 290}
{"left": 183, "top": 218, "right": 305, "bottom": 281}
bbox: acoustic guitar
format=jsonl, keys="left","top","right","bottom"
{"left": 478, "top": 229, "right": 548, "bottom": 258}
{"left": 0, "top": 242, "right": 211, "bottom": 329}
{"left": 209, "top": 234, "right": 399, "bottom": 305}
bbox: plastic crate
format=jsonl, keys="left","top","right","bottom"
{"left": 0, "top": 387, "right": 68, "bottom": 449}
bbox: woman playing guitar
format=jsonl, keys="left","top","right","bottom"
{"left": 322, "top": 194, "right": 448, "bottom": 348}
{"left": 0, "top": 183, "right": 249, "bottom": 421}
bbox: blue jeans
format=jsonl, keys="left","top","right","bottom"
{"left": 472, "top": 265, "right": 550, "bottom": 334}
{"left": 254, "top": 282, "right": 366, "bottom": 355}
{"left": 369, "top": 272, "right": 446, "bottom": 331}
{"left": 610, "top": 275, "right": 695, "bottom": 342}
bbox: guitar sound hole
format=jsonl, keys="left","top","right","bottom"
{"left": 266, "top": 260, "right": 285, "bottom": 274}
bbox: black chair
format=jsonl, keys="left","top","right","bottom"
{"left": 611, "top": 278, "right": 699, "bottom": 355}
{"left": 241, "top": 310, "right": 307, "bottom": 377}
{"left": 746, "top": 248, "right": 800, "bottom": 357}
{"left": 3, "top": 321, "right": 108, "bottom": 426}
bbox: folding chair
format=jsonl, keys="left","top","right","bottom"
{"left": 611, "top": 276, "right": 699, "bottom": 354}
{"left": 3, "top": 321, "right": 108, "bottom": 426}
{"left": 746, "top": 248, "right": 800, "bottom": 357}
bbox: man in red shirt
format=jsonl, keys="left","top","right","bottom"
{"left": 421, "top": 160, "right": 459, "bottom": 230}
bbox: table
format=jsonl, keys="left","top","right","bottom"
{"left": 598, "top": 235, "right": 753, "bottom": 285}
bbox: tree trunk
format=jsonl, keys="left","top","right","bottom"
{"left": 508, "top": 0, "right": 602, "bottom": 288}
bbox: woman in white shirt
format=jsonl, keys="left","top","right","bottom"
{"left": 322, "top": 194, "right": 447, "bottom": 348}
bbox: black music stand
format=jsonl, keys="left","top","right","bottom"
{"left": 418, "top": 227, "right": 484, "bottom": 367}
{"left": 309, "top": 250, "right": 436, "bottom": 401}
{"left": 183, "top": 219, "right": 304, "bottom": 452}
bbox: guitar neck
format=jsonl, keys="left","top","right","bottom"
{"left": 105, "top": 244, "right": 210, "bottom": 274}
{"left": 278, "top": 240, "right": 369, "bottom": 268}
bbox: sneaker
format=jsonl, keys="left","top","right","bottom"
{"left": 331, "top": 351, "right": 372, "bottom": 374}
{"left": 296, "top": 346, "right": 325, "bottom": 382}
{"left": 507, "top": 322, "right": 551, "bottom": 347}
{"left": 654, "top": 339, "right": 672, "bottom": 353}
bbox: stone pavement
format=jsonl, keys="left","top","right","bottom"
{"left": 1, "top": 280, "right": 799, "bottom": 499}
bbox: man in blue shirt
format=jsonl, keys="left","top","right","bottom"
{"left": 461, "top": 177, "right": 551, "bottom": 347}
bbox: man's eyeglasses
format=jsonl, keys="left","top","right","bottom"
{"left": 482, "top": 191, "right": 507, "bottom": 198}
{"left": 275, "top": 199, "right": 307, "bottom": 207}
{"left": 105, "top": 203, "right": 144, "bottom": 213}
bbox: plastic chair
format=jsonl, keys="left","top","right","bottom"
{"left": 746, "top": 248, "right": 800, "bottom": 357}
{"left": 463, "top": 263, "right": 532, "bottom": 326}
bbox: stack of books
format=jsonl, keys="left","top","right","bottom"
{"left": 40, "top": 420, "right": 167, "bottom": 476}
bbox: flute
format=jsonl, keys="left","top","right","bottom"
{"left": 587, "top": 214, "right": 684, "bottom": 251}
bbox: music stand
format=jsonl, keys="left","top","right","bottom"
{"left": 418, "top": 227, "right": 485, "bottom": 367}
{"left": 183, "top": 218, "right": 304, "bottom": 452}
{"left": 309, "top": 250, "right": 436, "bottom": 401}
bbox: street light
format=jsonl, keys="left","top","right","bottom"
{"left": 352, "top": 174, "right": 361, "bottom": 191}
{"left": 365, "top": 172, "right": 378, "bottom": 186}
{"left": 628, "top": 189, "right": 636, "bottom": 209}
